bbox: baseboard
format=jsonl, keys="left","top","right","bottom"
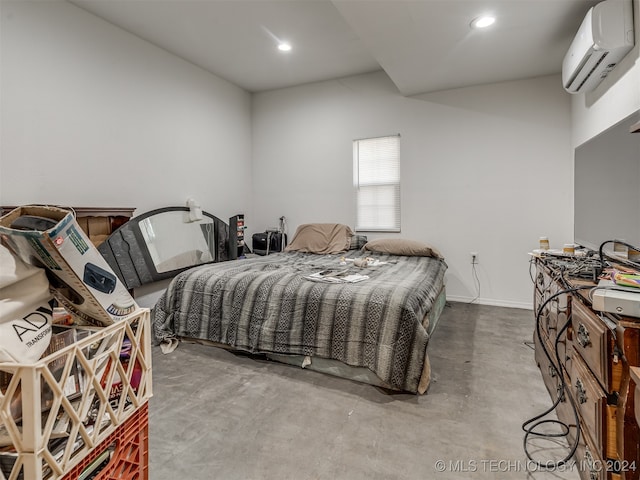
{"left": 446, "top": 295, "right": 533, "bottom": 310}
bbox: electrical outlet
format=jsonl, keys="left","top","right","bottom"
{"left": 470, "top": 252, "right": 478, "bottom": 264}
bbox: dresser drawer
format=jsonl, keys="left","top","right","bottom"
{"left": 575, "top": 430, "right": 606, "bottom": 480}
{"left": 575, "top": 437, "right": 613, "bottom": 480}
{"left": 534, "top": 331, "right": 575, "bottom": 427}
{"left": 535, "top": 266, "right": 571, "bottom": 344}
{"left": 572, "top": 298, "right": 609, "bottom": 389}
{"left": 570, "top": 350, "right": 607, "bottom": 458}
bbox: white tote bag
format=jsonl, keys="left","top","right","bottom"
{"left": 0, "top": 244, "right": 53, "bottom": 363}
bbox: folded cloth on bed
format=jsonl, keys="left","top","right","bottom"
{"left": 348, "top": 234, "right": 368, "bottom": 250}
{"left": 284, "top": 223, "right": 354, "bottom": 254}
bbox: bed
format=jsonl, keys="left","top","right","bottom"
{"left": 152, "top": 224, "right": 447, "bottom": 394}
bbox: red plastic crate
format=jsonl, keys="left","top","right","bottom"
{"left": 61, "top": 402, "right": 148, "bottom": 480}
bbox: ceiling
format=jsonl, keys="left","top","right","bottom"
{"left": 70, "top": 0, "right": 601, "bottom": 96}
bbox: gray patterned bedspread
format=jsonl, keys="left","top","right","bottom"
{"left": 152, "top": 250, "right": 447, "bottom": 393}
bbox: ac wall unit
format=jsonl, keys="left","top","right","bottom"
{"left": 562, "top": 0, "right": 634, "bottom": 94}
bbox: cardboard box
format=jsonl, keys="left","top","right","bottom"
{"left": 0, "top": 206, "right": 140, "bottom": 326}
{"left": 75, "top": 216, "right": 111, "bottom": 247}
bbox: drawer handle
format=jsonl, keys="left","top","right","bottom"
{"left": 556, "top": 383, "right": 566, "bottom": 403}
{"left": 575, "top": 378, "right": 588, "bottom": 404}
{"left": 577, "top": 323, "right": 591, "bottom": 348}
{"left": 584, "top": 448, "right": 598, "bottom": 480}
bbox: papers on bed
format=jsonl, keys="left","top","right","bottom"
{"left": 343, "top": 257, "right": 388, "bottom": 267}
{"left": 303, "top": 256, "right": 391, "bottom": 283}
{"left": 305, "top": 268, "right": 369, "bottom": 283}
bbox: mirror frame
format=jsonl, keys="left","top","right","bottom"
{"left": 98, "top": 206, "right": 230, "bottom": 289}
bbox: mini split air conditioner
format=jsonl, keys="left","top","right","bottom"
{"left": 562, "top": 0, "right": 635, "bottom": 94}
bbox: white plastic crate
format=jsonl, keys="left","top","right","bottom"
{"left": 0, "top": 309, "right": 152, "bottom": 480}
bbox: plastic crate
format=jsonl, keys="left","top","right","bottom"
{"left": 0, "top": 309, "right": 152, "bottom": 480}
{"left": 61, "top": 402, "right": 148, "bottom": 480}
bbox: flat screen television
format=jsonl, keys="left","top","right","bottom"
{"left": 574, "top": 109, "right": 640, "bottom": 256}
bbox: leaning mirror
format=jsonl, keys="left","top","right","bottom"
{"left": 98, "top": 207, "right": 229, "bottom": 289}
{"left": 139, "top": 211, "right": 215, "bottom": 273}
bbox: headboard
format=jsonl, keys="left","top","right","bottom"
{"left": 98, "top": 206, "right": 230, "bottom": 289}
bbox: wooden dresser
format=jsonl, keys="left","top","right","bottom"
{"left": 533, "top": 256, "right": 639, "bottom": 480}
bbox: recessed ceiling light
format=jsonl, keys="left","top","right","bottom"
{"left": 278, "top": 43, "right": 292, "bottom": 52}
{"left": 470, "top": 16, "right": 496, "bottom": 29}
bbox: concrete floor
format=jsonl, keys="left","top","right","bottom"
{"left": 147, "top": 302, "right": 581, "bottom": 480}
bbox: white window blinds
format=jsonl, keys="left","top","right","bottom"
{"left": 353, "top": 134, "right": 400, "bottom": 232}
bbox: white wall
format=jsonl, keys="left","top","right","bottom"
{"left": 0, "top": 1, "right": 584, "bottom": 309}
{"left": 571, "top": 0, "right": 640, "bottom": 147}
{"left": 252, "top": 72, "right": 573, "bottom": 308}
{"left": 0, "top": 0, "right": 252, "bottom": 222}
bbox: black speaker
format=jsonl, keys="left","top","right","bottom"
{"left": 229, "top": 214, "right": 246, "bottom": 260}
{"left": 252, "top": 232, "right": 287, "bottom": 255}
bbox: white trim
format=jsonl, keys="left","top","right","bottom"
{"left": 445, "top": 295, "right": 533, "bottom": 311}
{"left": 353, "top": 133, "right": 401, "bottom": 142}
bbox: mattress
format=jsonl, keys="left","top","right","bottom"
{"left": 153, "top": 250, "right": 447, "bottom": 393}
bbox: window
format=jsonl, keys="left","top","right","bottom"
{"left": 353, "top": 134, "right": 400, "bottom": 232}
